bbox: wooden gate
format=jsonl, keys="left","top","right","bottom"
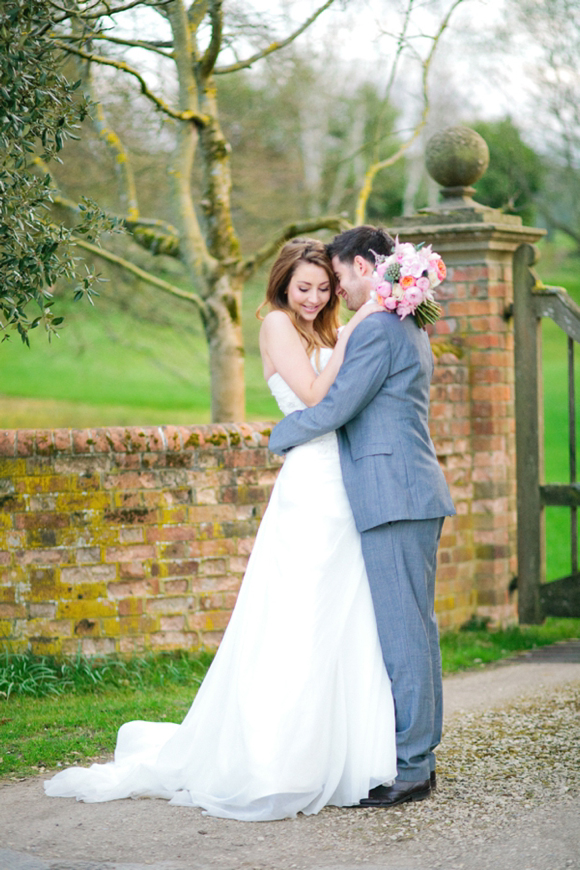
{"left": 514, "top": 243, "right": 580, "bottom": 622}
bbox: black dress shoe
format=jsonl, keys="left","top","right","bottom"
{"left": 359, "top": 778, "right": 431, "bottom": 807}
{"left": 430, "top": 770, "right": 437, "bottom": 791}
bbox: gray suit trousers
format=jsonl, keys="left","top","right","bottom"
{"left": 360, "top": 516, "right": 444, "bottom": 782}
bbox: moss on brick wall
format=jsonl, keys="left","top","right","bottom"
{"left": 0, "top": 423, "right": 281, "bottom": 655}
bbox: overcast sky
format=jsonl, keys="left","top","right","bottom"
{"left": 112, "top": 0, "right": 533, "bottom": 141}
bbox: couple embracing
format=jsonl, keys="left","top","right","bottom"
{"left": 45, "top": 226, "right": 455, "bottom": 822}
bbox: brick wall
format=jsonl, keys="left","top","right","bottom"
{"left": 429, "top": 257, "right": 516, "bottom": 628}
{"left": 0, "top": 423, "right": 281, "bottom": 655}
{"left": 1, "top": 212, "right": 547, "bottom": 653}
{"left": 392, "top": 211, "right": 544, "bottom": 628}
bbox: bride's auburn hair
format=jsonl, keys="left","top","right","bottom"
{"left": 256, "top": 238, "right": 340, "bottom": 355}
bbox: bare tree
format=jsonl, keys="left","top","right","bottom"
{"left": 39, "top": 0, "right": 466, "bottom": 420}
{"left": 500, "top": 0, "right": 580, "bottom": 248}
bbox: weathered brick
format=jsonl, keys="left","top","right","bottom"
{"left": 146, "top": 526, "right": 196, "bottom": 543}
{"left": 118, "top": 562, "right": 147, "bottom": 580}
{"left": 16, "top": 548, "right": 70, "bottom": 565}
{"left": 188, "top": 609, "right": 231, "bottom": 631}
{"left": 164, "top": 579, "right": 189, "bottom": 594}
{"left": 149, "top": 630, "right": 193, "bottom": 648}
{"left": 108, "top": 580, "right": 157, "bottom": 599}
{"left": 146, "top": 596, "right": 193, "bottom": 614}
{"left": 105, "top": 545, "right": 156, "bottom": 562}
{"left": 118, "top": 597, "right": 144, "bottom": 616}
{"left": 26, "top": 618, "right": 72, "bottom": 638}
{"left": 58, "top": 599, "right": 116, "bottom": 619}
{"left": 76, "top": 547, "right": 102, "bottom": 564}
{"left": 61, "top": 564, "right": 117, "bottom": 584}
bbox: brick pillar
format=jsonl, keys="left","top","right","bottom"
{"left": 384, "top": 126, "right": 549, "bottom": 627}
{"left": 390, "top": 203, "right": 544, "bottom": 626}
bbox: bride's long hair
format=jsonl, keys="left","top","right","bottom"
{"left": 256, "top": 238, "right": 340, "bottom": 355}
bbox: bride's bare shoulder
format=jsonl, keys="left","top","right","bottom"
{"left": 262, "top": 309, "right": 291, "bottom": 325}
{"left": 260, "top": 310, "right": 294, "bottom": 338}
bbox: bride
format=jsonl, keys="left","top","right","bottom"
{"left": 44, "top": 238, "right": 397, "bottom": 821}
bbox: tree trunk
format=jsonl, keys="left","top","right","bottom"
{"left": 204, "top": 272, "right": 245, "bottom": 422}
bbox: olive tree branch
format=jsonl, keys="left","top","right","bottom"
{"left": 215, "top": 0, "right": 338, "bottom": 74}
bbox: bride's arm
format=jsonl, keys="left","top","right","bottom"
{"left": 259, "top": 304, "right": 381, "bottom": 407}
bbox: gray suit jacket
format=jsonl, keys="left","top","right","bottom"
{"left": 268, "top": 311, "right": 455, "bottom": 532}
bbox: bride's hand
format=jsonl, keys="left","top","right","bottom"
{"left": 338, "top": 299, "right": 383, "bottom": 342}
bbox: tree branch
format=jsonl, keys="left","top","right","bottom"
{"left": 81, "top": 56, "right": 140, "bottom": 221}
{"left": 189, "top": 0, "right": 208, "bottom": 32}
{"left": 48, "top": 0, "right": 172, "bottom": 25}
{"left": 52, "top": 40, "right": 209, "bottom": 126}
{"left": 238, "top": 215, "right": 352, "bottom": 278}
{"left": 33, "top": 157, "right": 182, "bottom": 257}
{"left": 354, "top": 0, "right": 466, "bottom": 224}
{"left": 215, "top": 0, "right": 338, "bottom": 74}
{"left": 201, "top": 0, "right": 223, "bottom": 77}
{"left": 73, "top": 237, "right": 208, "bottom": 318}
{"left": 57, "top": 32, "right": 174, "bottom": 59}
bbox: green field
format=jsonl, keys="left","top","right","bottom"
{"left": 2, "top": 239, "right": 580, "bottom": 582}
{"left": 536, "top": 243, "right": 580, "bottom": 581}
{"left": 0, "top": 266, "right": 281, "bottom": 426}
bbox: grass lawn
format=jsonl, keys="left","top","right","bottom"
{"left": 0, "top": 267, "right": 281, "bottom": 426}
{"left": 536, "top": 240, "right": 580, "bottom": 580}
{"left": 2, "top": 615, "right": 579, "bottom": 781}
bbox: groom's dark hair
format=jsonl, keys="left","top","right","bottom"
{"left": 327, "top": 225, "right": 395, "bottom": 266}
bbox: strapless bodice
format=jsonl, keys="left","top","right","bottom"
{"left": 268, "top": 347, "right": 333, "bottom": 416}
{"left": 268, "top": 348, "right": 337, "bottom": 456}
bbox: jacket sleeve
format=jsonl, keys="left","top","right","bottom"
{"left": 269, "top": 314, "right": 392, "bottom": 455}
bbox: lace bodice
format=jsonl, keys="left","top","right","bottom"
{"left": 268, "top": 347, "right": 333, "bottom": 416}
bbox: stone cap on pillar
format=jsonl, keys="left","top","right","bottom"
{"left": 389, "top": 125, "right": 545, "bottom": 248}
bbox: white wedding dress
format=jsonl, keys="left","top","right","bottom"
{"left": 45, "top": 349, "right": 397, "bottom": 821}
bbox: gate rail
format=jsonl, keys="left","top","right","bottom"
{"left": 514, "top": 243, "right": 580, "bottom": 622}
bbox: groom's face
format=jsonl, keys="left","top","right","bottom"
{"left": 331, "top": 255, "right": 372, "bottom": 311}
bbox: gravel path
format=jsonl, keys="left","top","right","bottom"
{"left": 1, "top": 643, "right": 579, "bottom": 870}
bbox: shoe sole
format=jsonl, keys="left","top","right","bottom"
{"left": 360, "top": 788, "right": 431, "bottom": 808}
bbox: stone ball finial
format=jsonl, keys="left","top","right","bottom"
{"left": 425, "top": 126, "right": 489, "bottom": 205}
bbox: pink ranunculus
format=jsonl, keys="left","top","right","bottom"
{"left": 383, "top": 296, "right": 398, "bottom": 310}
{"left": 416, "top": 276, "right": 430, "bottom": 293}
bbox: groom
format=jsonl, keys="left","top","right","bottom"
{"left": 268, "top": 225, "right": 455, "bottom": 807}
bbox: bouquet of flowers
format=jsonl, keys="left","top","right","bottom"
{"left": 371, "top": 237, "right": 446, "bottom": 329}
